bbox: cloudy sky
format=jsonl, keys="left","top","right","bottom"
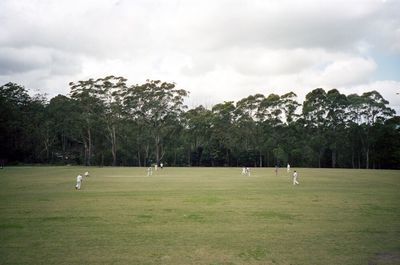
{"left": 1, "top": 0, "right": 399, "bottom": 112}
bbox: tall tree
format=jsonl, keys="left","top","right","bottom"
{"left": 124, "top": 80, "right": 188, "bottom": 166}
{"left": 325, "top": 89, "right": 348, "bottom": 167}
{"left": 0, "top": 83, "right": 31, "bottom": 162}
{"left": 69, "top": 79, "right": 102, "bottom": 166}
{"left": 211, "top": 101, "right": 236, "bottom": 166}
{"left": 183, "top": 105, "right": 213, "bottom": 166}
{"left": 235, "top": 94, "right": 265, "bottom": 166}
{"left": 359, "top": 91, "right": 395, "bottom": 168}
{"left": 303, "top": 88, "right": 328, "bottom": 167}
{"left": 47, "top": 95, "right": 81, "bottom": 163}
{"left": 94, "top": 76, "right": 127, "bottom": 166}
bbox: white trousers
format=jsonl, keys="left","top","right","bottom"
{"left": 293, "top": 177, "right": 299, "bottom": 185}
{"left": 76, "top": 181, "right": 81, "bottom": 189}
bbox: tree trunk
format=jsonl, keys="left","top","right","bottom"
{"left": 87, "top": 127, "right": 92, "bottom": 166}
{"left": 137, "top": 150, "right": 141, "bottom": 167}
{"left": 145, "top": 145, "right": 149, "bottom": 166}
{"left": 259, "top": 151, "right": 263, "bottom": 167}
{"left": 111, "top": 125, "right": 117, "bottom": 166}
{"left": 155, "top": 134, "right": 161, "bottom": 166}
{"left": 366, "top": 147, "right": 369, "bottom": 169}
{"left": 318, "top": 149, "right": 323, "bottom": 168}
{"left": 83, "top": 138, "right": 88, "bottom": 166}
{"left": 332, "top": 149, "right": 336, "bottom": 168}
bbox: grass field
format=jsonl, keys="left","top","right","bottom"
{"left": 0, "top": 167, "right": 399, "bottom": 265}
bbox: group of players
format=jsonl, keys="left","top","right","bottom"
{"left": 74, "top": 163, "right": 300, "bottom": 190}
{"left": 242, "top": 163, "right": 299, "bottom": 185}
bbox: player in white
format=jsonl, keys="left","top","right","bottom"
{"left": 84, "top": 171, "right": 89, "bottom": 177}
{"left": 75, "top": 174, "right": 83, "bottom": 190}
{"left": 293, "top": 170, "right": 299, "bottom": 185}
{"left": 241, "top": 167, "right": 246, "bottom": 176}
{"left": 147, "top": 167, "right": 153, "bottom": 176}
{"left": 246, "top": 167, "right": 251, "bottom": 176}
{"left": 287, "top": 163, "right": 290, "bottom": 173}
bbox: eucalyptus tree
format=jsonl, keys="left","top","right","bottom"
{"left": 93, "top": 76, "right": 127, "bottom": 166}
{"left": 257, "top": 93, "right": 288, "bottom": 166}
{"left": 0, "top": 83, "right": 32, "bottom": 162}
{"left": 235, "top": 94, "right": 265, "bottom": 166}
{"left": 277, "top": 92, "right": 301, "bottom": 165}
{"left": 374, "top": 116, "right": 400, "bottom": 168}
{"left": 69, "top": 79, "right": 102, "bottom": 166}
{"left": 28, "top": 94, "right": 51, "bottom": 162}
{"left": 47, "top": 95, "right": 82, "bottom": 163}
{"left": 324, "top": 89, "right": 348, "bottom": 167}
{"left": 302, "top": 88, "right": 328, "bottom": 167}
{"left": 183, "top": 105, "right": 213, "bottom": 166}
{"left": 358, "top": 91, "right": 395, "bottom": 168}
{"left": 123, "top": 80, "right": 188, "bottom": 166}
{"left": 280, "top": 92, "right": 301, "bottom": 124}
{"left": 258, "top": 93, "right": 284, "bottom": 125}
{"left": 347, "top": 93, "right": 365, "bottom": 167}
{"left": 211, "top": 101, "right": 236, "bottom": 166}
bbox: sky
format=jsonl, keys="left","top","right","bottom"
{"left": 1, "top": 0, "right": 399, "bottom": 113}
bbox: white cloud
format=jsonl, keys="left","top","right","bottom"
{"left": 0, "top": 0, "right": 399, "bottom": 113}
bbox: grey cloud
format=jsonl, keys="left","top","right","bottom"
{"left": 173, "top": 0, "right": 400, "bottom": 53}
{"left": 0, "top": 47, "right": 50, "bottom": 75}
{"left": 0, "top": 47, "right": 81, "bottom": 76}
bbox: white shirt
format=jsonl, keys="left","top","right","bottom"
{"left": 77, "top": 175, "right": 83, "bottom": 182}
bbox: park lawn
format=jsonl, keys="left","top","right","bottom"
{"left": 0, "top": 167, "right": 399, "bottom": 265}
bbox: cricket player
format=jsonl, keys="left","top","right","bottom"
{"left": 84, "top": 171, "right": 89, "bottom": 177}
{"left": 147, "top": 167, "right": 153, "bottom": 176}
{"left": 241, "top": 167, "right": 246, "bottom": 176}
{"left": 75, "top": 174, "right": 83, "bottom": 190}
{"left": 293, "top": 170, "right": 299, "bottom": 185}
{"left": 287, "top": 163, "right": 290, "bottom": 173}
{"left": 246, "top": 167, "right": 251, "bottom": 176}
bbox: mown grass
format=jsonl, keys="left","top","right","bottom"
{"left": 0, "top": 166, "right": 399, "bottom": 265}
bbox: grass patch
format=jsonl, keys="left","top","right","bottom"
{"left": 253, "top": 210, "right": 295, "bottom": 220}
{"left": 0, "top": 166, "right": 399, "bottom": 265}
{"left": 0, "top": 223, "right": 24, "bottom": 229}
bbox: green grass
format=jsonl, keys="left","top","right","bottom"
{"left": 0, "top": 166, "right": 399, "bottom": 265}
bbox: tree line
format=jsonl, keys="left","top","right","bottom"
{"left": 1, "top": 77, "right": 399, "bottom": 169}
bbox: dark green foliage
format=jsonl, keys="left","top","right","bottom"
{"left": 1, "top": 82, "right": 399, "bottom": 168}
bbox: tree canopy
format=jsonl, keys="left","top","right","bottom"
{"left": 1, "top": 79, "right": 399, "bottom": 169}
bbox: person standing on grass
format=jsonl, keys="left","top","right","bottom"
{"left": 84, "top": 171, "right": 89, "bottom": 177}
{"left": 147, "top": 167, "right": 153, "bottom": 176}
{"left": 275, "top": 165, "right": 278, "bottom": 176}
{"left": 75, "top": 174, "right": 83, "bottom": 190}
{"left": 293, "top": 170, "right": 299, "bottom": 185}
{"left": 287, "top": 163, "right": 290, "bottom": 173}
